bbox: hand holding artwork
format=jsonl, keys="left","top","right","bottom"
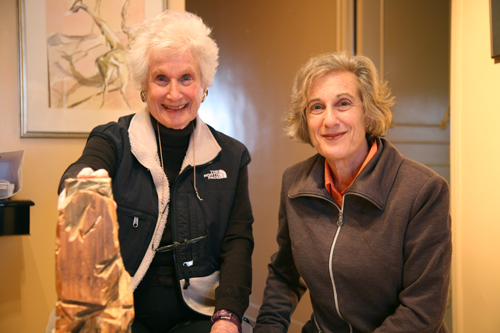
{"left": 77, "top": 167, "right": 110, "bottom": 179}
{"left": 57, "top": 168, "right": 115, "bottom": 210}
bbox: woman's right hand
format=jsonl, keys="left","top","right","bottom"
{"left": 58, "top": 168, "right": 114, "bottom": 210}
{"left": 77, "top": 167, "right": 110, "bottom": 179}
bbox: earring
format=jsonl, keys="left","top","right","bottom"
{"left": 201, "top": 89, "right": 208, "bottom": 103}
{"left": 140, "top": 91, "right": 146, "bottom": 103}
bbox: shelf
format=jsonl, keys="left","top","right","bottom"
{"left": 0, "top": 200, "right": 35, "bottom": 236}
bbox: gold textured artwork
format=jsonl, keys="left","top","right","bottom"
{"left": 55, "top": 178, "right": 134, "bottom": 332}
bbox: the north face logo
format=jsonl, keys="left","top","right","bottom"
{"left": 204, "top": 170, "right": 227, "bottom": 179}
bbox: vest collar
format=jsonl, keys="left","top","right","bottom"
{"left": 129, "top": 108, "right": 222, "bottom": 173}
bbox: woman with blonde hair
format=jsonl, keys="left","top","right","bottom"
{"left": 255, "top": 52, "right": 451, "bottom": 333}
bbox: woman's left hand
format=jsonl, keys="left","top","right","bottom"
{"left": 210, "top": 320, "right": 239, "bottom": 333}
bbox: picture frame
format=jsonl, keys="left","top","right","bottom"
{"left": 490, "top": 0, "right": 500, "bottom": 58}
{"left": 18, "top": 0, "right": 165, "bottom": 138}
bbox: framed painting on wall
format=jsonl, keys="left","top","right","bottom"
{"left": 18, "top": 0, "right": 165, "bottom": 138}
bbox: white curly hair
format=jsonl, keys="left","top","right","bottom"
{"left": 127, "top": 10, "right": 219, "bottom": 90}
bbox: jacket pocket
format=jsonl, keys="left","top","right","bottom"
{"left": 116, "top": 206, "right": 156, "bottom": 276}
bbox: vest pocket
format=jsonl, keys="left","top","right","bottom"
{"left": 116, "top": 206, "right": 156, "bottom": 275}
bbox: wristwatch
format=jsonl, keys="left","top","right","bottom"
{"left": 211, "top": 309, "right": 242, "bottom": 333}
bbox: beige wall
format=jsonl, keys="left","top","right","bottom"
{"left": 450, "top": 0, "right": 500, "bottom": 332}
{"left": 167, "top": 0, "right": 185, "bottom": 11}
{"left": 0, "top": 1, "right": 87, "bottom": 332}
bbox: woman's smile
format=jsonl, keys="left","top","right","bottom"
{"left": 322, "top": 131, "right": 347, "bottom": 140}
{"left": 163, "top": 104, "right": 188, "bottom": 111}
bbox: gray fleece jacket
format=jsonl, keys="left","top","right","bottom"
{"left": 255, "top": 137, "right": 451, "bottom": 333}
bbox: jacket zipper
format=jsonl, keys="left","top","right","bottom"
{"left": 170, "top": 162, "right": 211, "bottom": 291}
{"left": 170, "top": 166, "right": 186, "bottom": 287}
{"left": 328, "top": 195, "right": 353, "bottom": 333}
{"left": 293, "top": 193, "right": 354, "bottom": 332}
{"left": 313, "top": 313, "right": 324, "bottom": 333}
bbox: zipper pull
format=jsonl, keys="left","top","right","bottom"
{"left": 337, "top": 210, "right": 344, "bottom": 227}
{"left": 182, "top": 261, "right": 193, "bottom": 290}
{"left": 133, "top": 216, "right": 139, "bottom": 228}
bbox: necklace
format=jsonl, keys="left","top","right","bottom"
{"left": 191, "top": 122, "right": 203, "bottom": 201}
{"left": 157, "top": 121, "right": 166, "bottom": 208}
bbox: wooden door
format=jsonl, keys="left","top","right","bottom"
{"left": 358, "top": 0, "right": 451, "bottom": 183}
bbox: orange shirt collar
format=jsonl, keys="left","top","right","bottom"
{"left": 325, "top": 139, "right": 378, "bottom": 207}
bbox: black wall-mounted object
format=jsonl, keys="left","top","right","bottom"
{"left": 491, "top": 0, "right": 500, "bottom": 58}
{"left": 0, "top": 200, "right": 35, "bottom": 236}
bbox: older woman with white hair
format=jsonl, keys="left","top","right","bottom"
{"left": 57, "top": 10, "right": 253, "bottom": 333}
{"left": 255, "top": 52, "right": 451, "bottom": 333}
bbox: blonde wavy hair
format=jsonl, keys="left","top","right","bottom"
{"left": 285, "top": 52, "right": 395, "bottom": 144}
